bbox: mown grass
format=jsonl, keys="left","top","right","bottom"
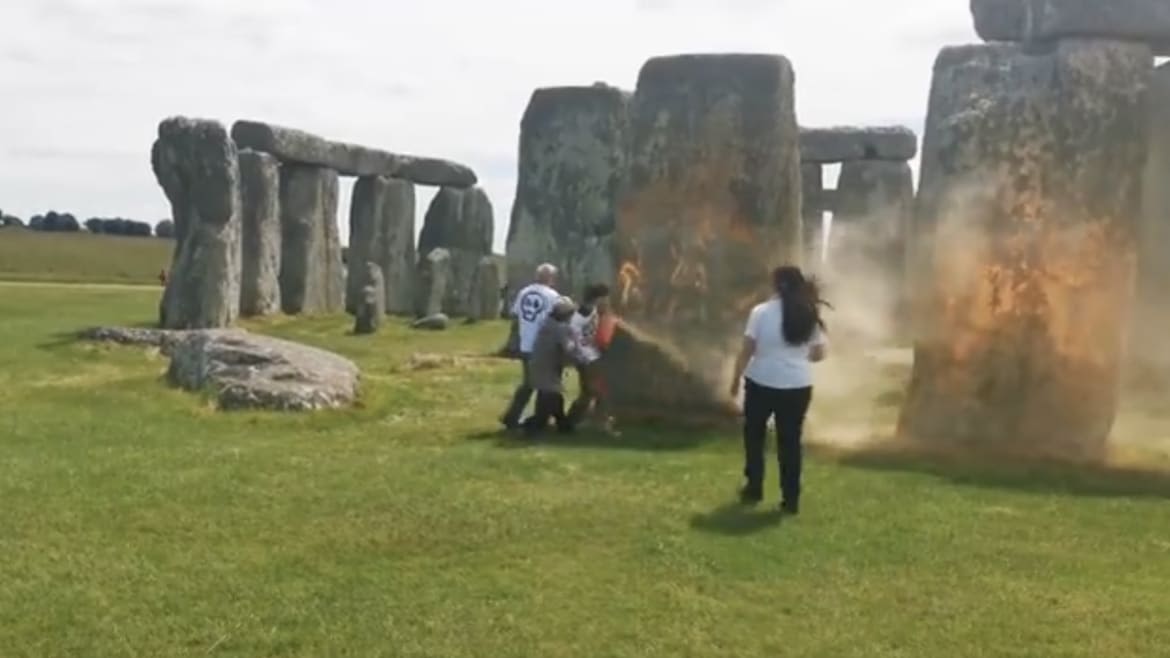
{"left": 0, "top": 228, "right": 172, "bottom": 285}
{"left": 2, "top": 282, "right": 1170, "bottom": 657}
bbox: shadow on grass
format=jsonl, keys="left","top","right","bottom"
{"left": 835, "top": 442, "right": 1170, "bottom": 500}
{"left": 689, "top": 502, "right": 784, "bottom": 536}
{"left": 466, "top": 422, "right": 731, "bottom": 453}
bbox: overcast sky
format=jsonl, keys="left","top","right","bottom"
{"left": 1, "top": 0, "right": 975, "bottom": 250}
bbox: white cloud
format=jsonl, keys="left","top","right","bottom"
{"left": 0, "top": 0, "right": 974, "bottom": 249}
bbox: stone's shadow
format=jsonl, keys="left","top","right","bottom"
{"left": 466, "top": 423, "right": 728, "bottom": 453}
{"left": 689, "top": 502, "right": 783, "bottom": 536}
{"left": 837, "top": 444, "right": 1170, "bottom": 501}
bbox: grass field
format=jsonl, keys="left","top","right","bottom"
{"left": 2, "top": 281, "right": 1170, "bottom": 657}
{"left": 0, "top": 228, "right": 172, "bottom": 285}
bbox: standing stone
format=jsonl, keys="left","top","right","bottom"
{"left": 347, "top": 177, "right": 385, "bottom": 315}
{"left": 419, "top": 187, "right": 493, "bottom": 316}
{"left": 801, "top": 162, "right": 825, "bottom": 264}
{"left": 506, "top": 84, "right": 630, "bottom": 298}
{"left": 348, "top": 176, "right": 416, "bottom": 315}
{"left": 611, "top": 54, "right": 801, "bottom": 420}
{"left": 469, "top": 255, "right": 502, "bottom": 321}
{"left": 415, "top": 247, "right": 452, "bottom": 318}
{"left": 354, "top": 262, "right": 385, "bottom": 335}
{"left": 1132, "top": 62, "right": 1170, "bottom": 382}
{"left": 151, "top": 117, "right": 242, "bottom": 329}
{"left": 382, "top": 179, "right": 416, "bottom": 315}
{"left": 828, "top": 160, "right": 915, "bottom": 344}
{"left": 279, "top": 165, "right": 342, "bottom": 315}
{"left": 238, "top": 150, "right": 282, "bottom": 317}
{"left": 899, "top": 41, "right": 1152, "bottom": 460}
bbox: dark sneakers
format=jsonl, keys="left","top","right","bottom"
{"left": 738, "top": 485, "right": 763, "bottom": 506}
{"left": 780, "top": 500, "right": 799, "bottom": 516}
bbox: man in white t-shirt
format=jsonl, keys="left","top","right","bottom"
{"left": 500, "top": 263, "right": 561, "bottom": 430}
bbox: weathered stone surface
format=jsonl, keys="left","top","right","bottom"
{"left": 469, "top": 255, "right": 502, "bottom": 321}
{"left": 382, "top": 180, "right": 416, "bottom": 315}
{"left": 419, "top": 187, "right": 493, "bottom": 316}
{"left": 412, "top": 314, "right": 450, "bottom": 331}
{"left": 1132, "top": 62, "right": 1170, "bottom": 381}
{"left": 800, "top": 126, "right": 918, "bottom": 163}
{"left": 279, "top": 165, "right": 343, "bottom": 315}
{"left": 80, "top": 326, "right": 183, "bottom": 349}
{"left": 414, "top": 247, "right": 452, "bottom": 318}
{"left": 613, "top": 54, "right": 801, "bottom": 419}
{"left": 83, "top": 326, "right": 360, "bottom": 411}
{"left": 972, "top": 0, "right": 1170, "bottom": 54}
{"left": 605, "top": 321, "right": 738, "bottom": 423}
{"left": 151, "top": 117, "right": 242, "bottom": 330}
{"left": 349, "top": 176, "right": 417, "bottom": 315}
{"left": 506, "top": 84, "right": 629, "bottom": 298}
{"left": 354, "top": 262, "right": 385, "bottom": 335}
{"left": 231, "top": 120, "right": 477, "bottom": 187}
{"left": 827, "top": 160, "right": 915, "bottom": 344}
{"left": 899, "top": 41, "right": 1152, "bottom": 460}
{"left": 238, "top": 150, "right": 282, "bottom": 317}
{"left": 167, "top": 330, "right": 359, "bottom": 411}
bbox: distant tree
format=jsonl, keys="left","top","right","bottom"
{"left": 85, "top": 218, "right": 104, "bottom": 233}
{"left": 29, "top": 215, "right": 45, "bottom": 230}
{"left": 155, "top": 219, "right": 175, "bottom": 238}
{"left": 0, "top": 215, "right": 24, "bottom": 228}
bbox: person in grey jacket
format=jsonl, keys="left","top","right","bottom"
{"left": 522, "top": 297, "right": 589, "bottom": 435}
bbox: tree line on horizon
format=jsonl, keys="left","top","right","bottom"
{"left": 0, "top": 209, "right": 173, "bottom": 238}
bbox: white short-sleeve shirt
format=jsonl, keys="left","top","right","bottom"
{"left": 742, "top": 298, "right": 826, "bottom": 390}
{"left": 569, "top": 307, "right": 601, "bottom": 363}
{"left": 512, "top": 283, "right": 560, "bottom": 354}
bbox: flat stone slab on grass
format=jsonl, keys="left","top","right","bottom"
{"left": 972, "top": 0, "right": 1170, "bottom": 54}
{"left": 231, "top": 120, "right": 477, "bottom": 187}
{"left": 82, "top": 327, "right": 359, "bottom": 411}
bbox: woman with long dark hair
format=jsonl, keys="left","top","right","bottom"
{"left": 730, "top": 265, "right": 829, "bottom": 514}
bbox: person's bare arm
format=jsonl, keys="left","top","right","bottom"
{"left": 730, "top": 336, "right": 756, "bottom": 397}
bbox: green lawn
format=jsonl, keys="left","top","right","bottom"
{"left": 2, "top": 282, "right": 1170, "bottom": 657}
{"left": 0, "top": 228, "right": 172, "bottom": 285}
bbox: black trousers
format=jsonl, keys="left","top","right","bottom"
{"left": 742, "top": 378, "right": 813, "bottom": 504}
{"left": 501, "top": 355, "right": 533, "bottom": 427}
{"left": 524, "top": 391, "right": 571, "bottom": 433}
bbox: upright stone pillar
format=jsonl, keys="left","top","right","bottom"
{"left": 347, "top": 176, "right": 416, "bottom": 316}
{"left": 1132, "top": 62, "right": 1170, "bottom": 383}
{"left": 899, "top": 41, "right": 1152, "bottom": 460}
{"left": 419, "top": 186, "right": 493, "bottom": 316}
{"left": 506, "top": 84, "right": 629, "bottom": 298}
{"left": 611, "top": 53, "right": 801, "bottom": 421}
{"left": 415, "top": 247, "right": 452, "bottom": 319}
{"left": 238, "top": 150, "right": 281, "bottom": 317}
{"left": 279, "top": 165, "right": 342, "bottom": 315}
{"left": 151, "top": 117, "right": 242, "bottom": 329}
{"left": 830, "top": 160, "right": 914, "bottom": 344}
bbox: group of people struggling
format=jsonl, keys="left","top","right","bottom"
{"left": 499, "top": 262, "right": 829, "bottom": 515}
{"left": 499, "top": 263, "right": 616, "bottom": 435}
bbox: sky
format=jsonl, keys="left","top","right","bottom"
{"left": 0, "top": 0, "right": 976, "bottom": 251}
